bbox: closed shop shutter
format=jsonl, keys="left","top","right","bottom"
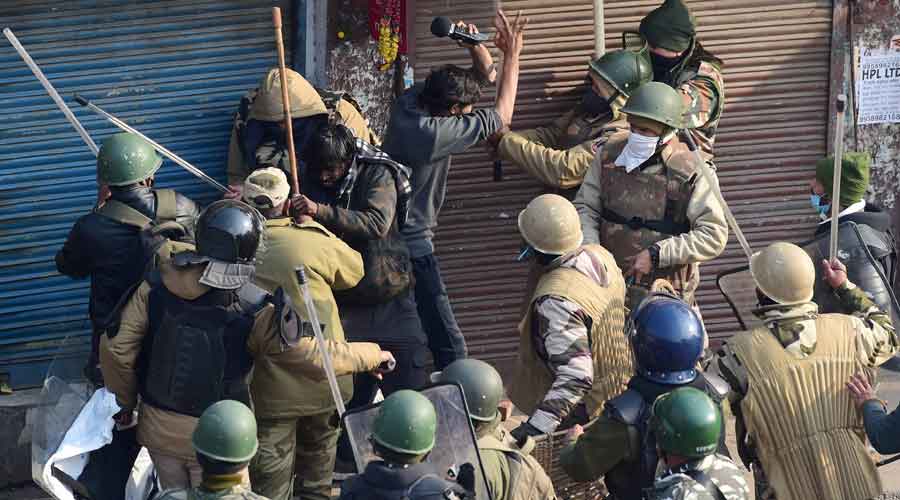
{"left": 0, "top": 0, "right": 293, "bottom": 389}
{"left": 413, "top": 0, "right": 830, "bottom": 368}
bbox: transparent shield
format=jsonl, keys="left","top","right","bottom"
{"left": 715, "top": 265, "right": 760, "bottom": 331}
{"left": 31, "top": 350, "right": 94, "bottom": 497}
{"left": 342, "top": 383, "right": 491, "bottom": 499}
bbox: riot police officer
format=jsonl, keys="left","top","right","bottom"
{"left": 339, "top": 390, "right": 472, "bottom": 500}
{"left": 637, "top": 0, "right": 725, "bottom": 158}
{"left": 644, "top": 387, "right": 749, "bottom": 500}
{"left": 508, "top": 194, "right": 633, "bottom": 439}
{"left": 805, "top": 152, "right": 897, "bottom": 322}
{"left": 574, "top": 82, "right": 728, "bottom": 310}
{"left": 717, "top": 242, "right": 897, "bottom": 500}
{"left": 492, "top": 49, "right": 652, "bottom": 189}
{"left": 155, "top": 400, "right": 270, "bottom": 499}
{"left": 225, "top": 67, "right": 376, "bottom": 198}
{"left": 100, "top": 200, "right": 393, "bottom": 490}
{"left": 437, "top": 359, "right": 556, "bottom": 500}
{"left": 559, "top": 291, "right": 730, "bottom": 499}
{"left": 56, "top": 132, "right": 198, "bottom": 382}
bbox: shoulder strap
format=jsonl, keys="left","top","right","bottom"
{"left": 155, "top": 189, "right": 177, "bottom": 222}
{"left": 603, "top": 388, "right": 645, "bottom": 425}
{"left": 96, "top": 199, "right": 153, "bottom": 229}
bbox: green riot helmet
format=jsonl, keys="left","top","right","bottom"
{"left": 621, "top": 81, "right": 685, "bottom": 129}
{"left": 650, "top": 387, "right": 721, "bottom": 459}
{"left": 588, "top": 49, "right": 653, "bottom": 97}
{"left": 191, "top": 400, "right": 259, "bottom": 463}
{"left": 371, "top": 390, "right": 437, "bottom": 456}
{"left": 437, "top": 359, "right": 504, "bottom": 422}
{"left": 97, "top": 133, "right": 163, "bottom": 186}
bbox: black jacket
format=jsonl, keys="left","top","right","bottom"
{"left": 55, "top": 186, "right": 198, "bottom": 328}
{"left": 814, "top": 204, "right": 893, "bottom": 237}
{"left": 339, "top": 461, "right": 469, "bottom": 500}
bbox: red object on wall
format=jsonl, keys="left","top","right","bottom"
{"left": 369, "top": 0, "right": 407, "bottom": 54}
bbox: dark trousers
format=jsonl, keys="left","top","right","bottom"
{"left": 336, "top": 291, "right": 430, "bottom": 466}
{"left": 411, "top": 253, "right": 467, "bottom": 369}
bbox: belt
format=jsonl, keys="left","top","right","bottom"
{"left": 601, "top": 207, "right": 690, "bottom": 235}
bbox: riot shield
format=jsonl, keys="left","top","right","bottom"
{"left": 342, "top": 382, "right": 492, "bottom": 499}
{"left": 715, "top": 265, "right": 760, "bottom": 331}
{"left": 801, "top": 221, "right": 900, "bottom": 325}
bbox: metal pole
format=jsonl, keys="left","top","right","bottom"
{"left": 829, "top": 95, "right": 847, "bottom": 261}
{"left": 73, "top": 94, "right": 229, "bottom": 193}
{"left": 3, "top": 28, "right": 98, "bottom": 156}
{"left": 294, "top": 267, "right": 364, "bottom": 472}
{"left": 593, "top": 0, "right": 605, "bottom": 57}
{"left": 681, "top": 130, "right": 753, "bottom": 261}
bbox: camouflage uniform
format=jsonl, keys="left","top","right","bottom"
{"left": 645, "top": 454, "right": 750, "bottom": 500}
{"left": 574, "top": 130, "right": 728, "bottom": 308}
{"left": 666, "top": 53, "right": 724, "bottom": 159}
{"left": 717, "top": 282, "right": 897, "bottom": 500}
{"left": 156, "top": 482, "right": 269, "bottom": 499}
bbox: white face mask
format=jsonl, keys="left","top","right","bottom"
{"left": 614, "top": 132, "right": 659, "bottom": 172}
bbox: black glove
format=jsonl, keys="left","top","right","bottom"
{"left": 456, "top": 462, "right": 476, "bottom": 493}
{"left": 510, "top": 421, "right": 543, "bottom": 446}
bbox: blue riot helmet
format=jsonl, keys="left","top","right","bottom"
{"left": 626, "top": 293, "right": 704, "bottom": 384}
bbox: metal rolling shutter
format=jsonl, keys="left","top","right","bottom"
{"left": 414, "top": 0, "right": 830, "bottom": 366}
{"left": 0, "top": 0, "right": 293, "bottom": 389}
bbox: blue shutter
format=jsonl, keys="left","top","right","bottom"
{"left": 0, "top": 0, "right": 298, "bottom": 389}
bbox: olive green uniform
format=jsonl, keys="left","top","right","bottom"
{"left": 156, "top": 476, "right": 269, "bottom": 499}
{"left": 476, "top": 421, "right": 557, "bottom": 500}
{"left": 249, "top": 217, "right": 365, "bottom": 500}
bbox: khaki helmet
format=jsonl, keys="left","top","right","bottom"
{"left": 248, "top": 68, "right": 328, "bottom": 122}
{"left": 517, "top": 194, "right": 584, "bottom": 256}
{"left": 749, "top": 242, "right": 815, "bottom": 305}
{"left": 621, "top": 81, "right": 684, "bottom": 129}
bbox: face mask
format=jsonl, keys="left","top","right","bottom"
{"left": 615, "top": 132, "right": 659, "bottom": 172}
{"left": 809, "top": 194, "right": 831, "bottom": 215}
{"left": 581, "top": 87, "right": 613, "bottom": 117}
{"left": 650, "top": 52, "right": 681, "bottom": 77}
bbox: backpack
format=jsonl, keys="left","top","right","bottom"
{"left": 94, "top": 189, "right": 193, "bottom": 338}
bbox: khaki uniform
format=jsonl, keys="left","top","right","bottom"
{"left": 226, "top": 83, "right": 375, "bottom": 186}
{"left": 477, "top": 421, "right": 557, "bottom": 500}
{"left": 509, "top": 244, "right": 632, "bottom": 424}
{"left": 249, "top": 217, "right": 364, "bottom": 500}
{"left": 574, "top": 131, "right": 728, "bottom": 307}
{"left": 718, "top": 282, "right": 898, "bottom": 500}
{"left": 497, "top": 107, "right": 628, "bottom": 189}
{"left": 99, "top": 261, "right": 383, "bottom": 490}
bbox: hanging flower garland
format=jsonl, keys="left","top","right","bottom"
{"left": 371, "top": 0, "right": 402, "bottom": 71}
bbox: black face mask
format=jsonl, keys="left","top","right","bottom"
{"left": 650, "top": 52, "right": 682, "bottom": 78}
{"left": 581, "top": 87, "right": 614, "bottom": 117}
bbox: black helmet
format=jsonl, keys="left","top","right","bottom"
{"left": 195, "top": 200, "right": 264, "bottom": 264}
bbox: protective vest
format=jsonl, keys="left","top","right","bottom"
{"left": 140, "top": 274, "right": 269, "bottom": 417}
{"left": 477, "top": 431, "right": 557, "bottom": 500}
{"left": 729, "top": 315, "right": 882, "bottom": 500}
{"left": 602, "top": 374, "right": 729, "bottom": 500}
{"left": 341, "top": 468, "right": 470, "bottom": 500}
{"left": 509, "top": 245, "right": 633, "bottom": 418}
{"left": 598, "top": 133, "right": 701, "bottom": 306}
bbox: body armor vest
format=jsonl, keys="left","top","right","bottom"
{"left": 478, "top": 428, "right": 556, "bottom": 500}
{"left": 509, "top": 245, "right": 633, "bottom": 418}
{"left": 729, "top": 315, "right": 881, "bottom": 500}
{"left": 598, "top": 134, "right": 700, "bottom": 306}
{"left": 141, "top": 273, "right": 269, "bottom": 417}
{"left": 602, "top": 374, "right": 729, "bottom": 500}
